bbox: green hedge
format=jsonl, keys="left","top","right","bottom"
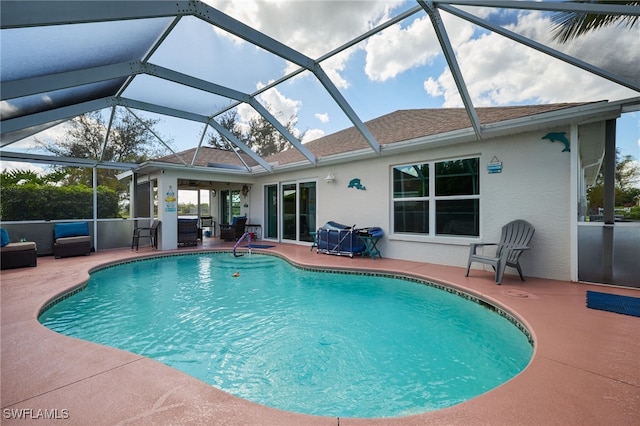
{"left": 0, "top": 185, "right": 120, "bottom": 220}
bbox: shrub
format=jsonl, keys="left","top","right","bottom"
{"left": 0, "top": 185, "right": 120, "bottom": 220}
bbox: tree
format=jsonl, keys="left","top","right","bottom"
{"left": 208, "top": 110, "right": 244, "bottom": 150}
{"left": 0, "top": 168, "right": 66, "bottom": 186}
{"left": 551, "top": 1, "right": 639, "bottom": 43}
{"left": 587, "top": 149, "right": 640, "bottom": 208}
{"left": 36, "top": 109, "right": 169, "bottom": 189}
{"left": 207, "top": 106, "right": 303, "bottom": 156}
{"left": 245, "top": 113, "right": 296, "bottom": 156}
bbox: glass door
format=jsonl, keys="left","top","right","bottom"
{"left": 279, "top": 181, "right": 316, "bottom": 243}
{"left": 282, "top": 183, "right": 297, "bottom": 241}
{"left": 264, "top": 184, "right": 278, "bottom": 239}
{"left": 220, "top": 189, "right": 241, "bottom": 225}
{"left": 299, "top": 181, "right": 316, "bottom": 242}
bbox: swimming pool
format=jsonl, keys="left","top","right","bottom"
{"left": 39, "top": 253, "right": 533, "bottom": 418}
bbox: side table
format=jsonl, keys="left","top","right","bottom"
{"left": 359, "top": 235, "right": 382, "bottom": 259}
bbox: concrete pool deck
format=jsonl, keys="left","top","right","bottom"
{"left": 1, "top": 241, "right": 639, "bottom": 425}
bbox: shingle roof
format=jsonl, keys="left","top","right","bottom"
{"left": 154, "top": 103, "right": 584, "bottom": 168}
{"left": 154, "top": 146, "right": 261, "bottom": 168}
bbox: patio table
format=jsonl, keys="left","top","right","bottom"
{"left": 359, "top": 235, "right": 382, "bottom": 259}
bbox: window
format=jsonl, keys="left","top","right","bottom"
{"left": 393, "top": 157, "right": 479, "bottom": 237}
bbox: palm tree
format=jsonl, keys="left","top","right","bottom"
{"left": 551, "top": 1, "right": 639, "bottom": 43}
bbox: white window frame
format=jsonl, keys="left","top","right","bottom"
{"left": 391, "top": 156, "right": 480, "bottom": 241}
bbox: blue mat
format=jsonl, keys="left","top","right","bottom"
{"left": 586, "top": 291, "right": 640, "bottom": 317}
{"left": 242, "top": 244, "right": 275, "bottom": 249}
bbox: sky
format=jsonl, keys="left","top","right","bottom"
{"left": 2, "top": 0, "right": 639, "bottom": 175}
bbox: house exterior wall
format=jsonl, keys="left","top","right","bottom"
{"left": 254, "top": 126, "right": 574, "bottom": 281}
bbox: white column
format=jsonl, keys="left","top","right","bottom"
{"left": 157, "top": 174, "right": 178, "bottom": 250}
{"left": 92, "top": 166, "right": 99, "bottom": 252}
{"left": 569, "top": 124, "right": 579, "bottom": 282}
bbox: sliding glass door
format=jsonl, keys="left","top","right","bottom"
{"left": 275, "top": 181, "right": 316, "bottom": 243}
{"left": 282, "top": 183, "right": 297, "bottom": 240}
{"left": 299, "top": 181, "right": 316, "bottom": 242}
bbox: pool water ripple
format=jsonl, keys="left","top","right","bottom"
{"left": 39, "top": 253, "right": 532, "bottom": 418}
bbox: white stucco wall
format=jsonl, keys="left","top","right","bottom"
{"left": 254, "top": 126, "right": 574, "bottom": 281}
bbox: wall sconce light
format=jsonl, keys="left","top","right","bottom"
{"left": 324, "top": 172, "right": 335, "bottom": 184}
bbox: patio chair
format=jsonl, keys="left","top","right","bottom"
{"left": 177, "top": 218, "right": 198, "bottom": 246}
{"left": 1, "top": 228, "right": 37, "bottom": 270}
{"left": 465, "top": 219, "right": 535, "bottom": 284}
{"left": 53, "top": 222, "right": 92, "bottom": 258}
{"left": 220, "top": 216, "right": 247, "bottom": 241}
{"left": 132, "top": 220, "right": 160, "bottom": 251}
{"left": 200, "top": 216, "right": 214, "bottom": 237}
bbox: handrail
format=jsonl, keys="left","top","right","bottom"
{"left": 232, "top": 232, "right": 252, "bottom": 257}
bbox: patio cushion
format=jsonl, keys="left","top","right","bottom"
{"left": 54, "top": 222, "right": 89, "bottom": 240}
{"left": 1, "top": 241, "right": 37, "bottom": 252}
{"left": 0, "top": 228, "right": 9, "bottom": 247}
{"left": 55, "top": 235, "right": 91, "bottom": 245}
{"left": 231, "top": 215, "right": 246, "bottom": 226}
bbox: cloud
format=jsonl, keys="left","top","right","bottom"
{"left": 3, "top": 122, "right": 69, "bottom": 151}
{"left": 363, "top": 15, "right": 440, "bottom": 82}
{"left": 315, "top": 113, "right": 329, "bottom": 124}
{"left": 207, "top": 0, "right": 403, "bottom": 88}
{"left": 209, "top": 0, "right": 398, "bottom": 57}
{"left": 423, "top": 11, "right": 639, "bottom": 107}
{"left": 301, "top": 128, "right": 325, "bottom": 143}
{"left": 517, "top": 12, "right": 639, "bottom": 85}
{"left": 258, "top": 85, "right": 302, "bottom": 122}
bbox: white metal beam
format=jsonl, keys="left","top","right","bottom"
{"left": 0, "top": 120, "right": 68, "bottom": 147}
{"left": 118, "top": 16, "right": 183, "bottom": 98}
{"left": 1, "top": 98, "right": 114, "bottom": 136}
{"left": 116, "top": 97, "right": 209, "bottom": 123}
{"left": 419, "top": 1, "right": 482, "bottom": 139}
{"left": 118, "top": 97, "right": 272, "bottom": 171}
{"left": 124, "top": 107, "right": 189, "bottom": 166}
{"left": 207, "top": 119, "right": 273, "bottom": 173}
{"left": 188, "top": 2, "right": 381, "bottom": 154}
{"left": 0, "top": 1, "right": 182, "bottom": 28}
{"left": 0, "top": 150, "right": 137, "bottom": 170}
{"left": 438, "top": 1, "right": 639, "bottom": 15}
{"left": 191, "top": 124, "right": 209, "bottom": 167}
{"left": 312, "top": 64, "right": 381, "bottom": 153}
{"left": 1, "top": 62, "right": 136, "bottom": 100}
{"left": 1, "top": 60, "right": 317, "bottom": 164}
{"left": 249, "top": 100, "right": 317, "bottom": 164}
{"left": 98, "top": 106, "right": 116, "bottom": 162}
{"left": 1, "top": 1, "right": 316, "bottom": 69}
{"left": 0, "top": 1, "right": 383, "bottom": 158}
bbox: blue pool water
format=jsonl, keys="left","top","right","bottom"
{"left": 39, "top": 253, "right": 533, "bottom": 418}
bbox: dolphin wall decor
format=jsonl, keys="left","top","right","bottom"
{"left": 542, "top": 132, "right": 570, "bottom": 152}
{"left": 348, "top": 178, "right": 366, "bottom": 190}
